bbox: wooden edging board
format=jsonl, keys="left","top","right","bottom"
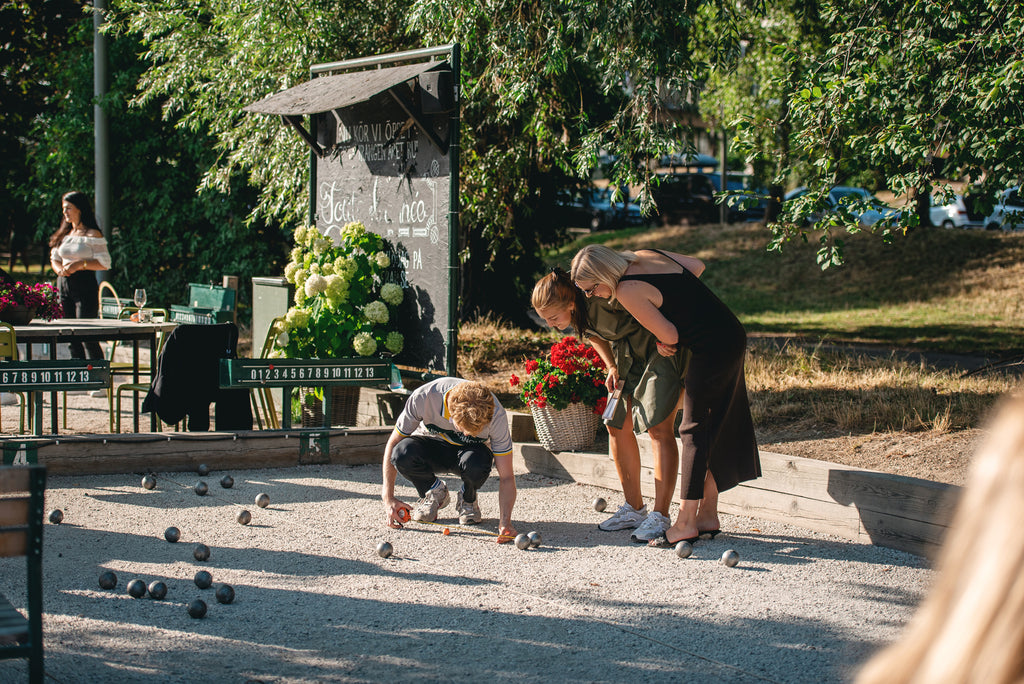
{"left": 8, "top": 428, "right": 392, "bottom": 475}
{"left": 6, "top": 409, "right": 959, "bottom": 557}
{"left": 509, "top": 411, "right": 959, "bottom": 558}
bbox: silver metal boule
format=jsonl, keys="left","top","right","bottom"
{"left": 514, "top": 533, "right": 531, "bottom": 550}
{"left": 237, "top": 510, "right": 251, "bottom": 525}
{"left": 376, "top": 541, "right": 393, "bottom": 558}
{"left": 593, "top": 497, "right": 607, "bottom": 512}
{"left": 255, "top": 493, "right": 270, "bottom": 508}
{"left": 721, "top": 549, "right": 739, "bottom": 567}
{"left": 675, "top": 541, "right": 693, "bottom": 559}
{"left": 527, "top": 531, "right": 542, "bottom": 548}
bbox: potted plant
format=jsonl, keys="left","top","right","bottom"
{"left": 509, "top": 336, "right": 607, "bottom": 451}
{"left": 0, "top": 281, "right": 63, "bottom": 325}
{"left": 273, "top": 220, "right": 405, "bottom": 424}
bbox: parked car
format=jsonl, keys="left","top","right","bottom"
{"left": 554, "top": 187, "right": 642, "bottom": 232}
{"left": 658, "top": 152, "right": 719, "bottom": 170}
{"left": 784, "top": 186, "right": 900, "bottom": 226}
{"left": 650, "top": 172, "right": 717, "bottom": 225}
{"left": 706, "top": 173, "right": 768, "bottom": 223}
{"left": 929, "top": 193, "right": 988, "bottom": 229}
{"left": 985, "top": 186, "right": 1024, "bottom": 231}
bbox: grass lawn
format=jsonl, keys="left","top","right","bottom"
{"left": 463, "top": 222, "right": 1023, "bottom": 439}
{"left": 549, "top": 222, "right": 1024, "bottom": 357}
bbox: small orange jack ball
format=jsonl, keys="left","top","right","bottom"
{"left": 442, "top": 527, "right": 450, "bottom": 535}
{"left": 397, "top": 508, "right": 410, "bottom": 523}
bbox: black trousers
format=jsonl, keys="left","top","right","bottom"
{"left": 58, "top": 272, "right": 103, "bottom": 359}
{"left": 390, "top": 436, "right": 494, "bottom": 502}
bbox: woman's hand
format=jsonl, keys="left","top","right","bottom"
{"left": 656, "top": 341, "right": 678, "bottom": 357}
{"left": 605, "top": 367, "right": 620, "bottom": 392}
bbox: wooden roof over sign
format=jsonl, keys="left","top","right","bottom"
{"left": 245, "top": 61, "right": 446, "bottom": 116}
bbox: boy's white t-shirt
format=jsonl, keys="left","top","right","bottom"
{"left": 395, "top": 377, "right": 513, "bottom": 457}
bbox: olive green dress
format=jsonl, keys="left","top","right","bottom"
{"left": 585, "top": 297, "right": 688, "bottom": 433}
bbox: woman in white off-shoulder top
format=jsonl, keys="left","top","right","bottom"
{"left": 49, "top": 191, "right": 112, "bottom": 359}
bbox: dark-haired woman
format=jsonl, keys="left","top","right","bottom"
{"left": 49, "top": 191, "right": 111, "bottom": 359}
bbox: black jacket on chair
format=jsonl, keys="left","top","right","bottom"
{"left": 141, "top": 323, "right": 252, "bottom": 431}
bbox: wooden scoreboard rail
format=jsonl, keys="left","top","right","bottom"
{"left": 0, "top": 360, "right": 111, "bottom": 436}
{"left": 219, "top": 358, "right": 402, "bottom": 430}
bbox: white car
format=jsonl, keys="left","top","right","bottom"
{"left": 784, "top": 186, "right": 900, "bottom": 226}
{"left": 985, "top": 187, "right": 1024, "bottom": 231}
{"left": 929, "top": 193, "right": 986, "bottom": 229}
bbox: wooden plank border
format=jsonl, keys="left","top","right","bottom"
{"left": 510, "top": 411, "right": 959, "bottom": 557}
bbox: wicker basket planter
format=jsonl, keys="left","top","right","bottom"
{"left": 531, "top": 402, "right": 601, "bottom": 452}
{"left": 300, "top": 386, "right": 361, "bottom": 427}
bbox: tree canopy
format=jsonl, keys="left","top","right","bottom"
{"left": 722, "top": 0, "right": 1024, "bottom": 266}
{"left": 110, "top": 0, "right": 744, "bottom": 322}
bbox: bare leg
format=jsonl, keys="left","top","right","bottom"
{"left": 695, "top": 471, "right": 720, "bottom": 533}
{"left": 606, "top": 399, "right": 643, "bottom": 511}
{"left": 646, "top": 412, "right": 679, "bottom": 517}
{"left": 664, "top": 499, "right": 700, "bottom": 542}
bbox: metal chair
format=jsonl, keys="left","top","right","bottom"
{"left": 111, "top": 307, "right": 169, "bottom": 433}
{"left": 250, "top": 317, "right": 284, "bottom": 429}
{"left": 0, "top": 322, "right": 26, "bottom": 434}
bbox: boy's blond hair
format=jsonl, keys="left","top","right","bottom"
{"left": 448, "top": 381, "right": 494, "bottom": 434}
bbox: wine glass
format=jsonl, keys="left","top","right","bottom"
{"left": 133, "top": 289, "right": 147, "bottom": 308}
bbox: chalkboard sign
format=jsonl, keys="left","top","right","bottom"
{"left": 219, "top": 358, "right": 400, "bottom": 389}
{"left": 0, "top": 360, "right": 110, "bottom": 391}
{"left": 312, "top": 65, "right": 456, "bottom": 375}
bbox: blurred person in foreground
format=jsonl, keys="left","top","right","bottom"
{"left": 856, "top": 393, "right": 1024, "bottom": 684}
{"left": 381, "top": 378, "right": 518, "bottom": 543}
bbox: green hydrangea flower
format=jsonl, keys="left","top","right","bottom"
{"left": 352, "top": 332, "right": 377, "bottom": 356}
{"left": 381, "top": 283, "right": 403, "bottom": 306}
{"left": 286, "top": 307, "right": 311, "bottom": 329}
{"left": 363, "top": 300, "right": 389, "bottom": 324}
{"left": 374, "top": 252, "right": 390, "bottom": 268}
{"left": 304, "top": 274, "right": 327, "bottom": 297}
{"left": 284, "top": 262, "right": 299, "bottom": 283}
{"left": 385, "top": 331, "right": 404, "bottom": 354}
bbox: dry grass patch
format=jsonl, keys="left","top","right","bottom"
{"left": 456, "top": 318, "right": 1018, "bottom": 439}
{"left": 746, "top": 340, "right": 1016, "bottom": 435}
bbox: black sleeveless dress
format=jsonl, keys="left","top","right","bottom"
{"left": 620, "top": 256, "right": 760, "bottom": 499}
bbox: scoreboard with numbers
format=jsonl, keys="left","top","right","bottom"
{"left": 219, "top": 358, "right": 401, "bottom": 390}
{"left": 0, "top": 360, "right": 110, "bottom": 391}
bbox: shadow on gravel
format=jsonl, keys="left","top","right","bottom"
{"left": 34, "top": 575, "right": 883, "bottom": 684}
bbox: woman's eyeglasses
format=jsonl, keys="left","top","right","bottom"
{"left": 577, "top": 281, "right": 599, "bottom": 297}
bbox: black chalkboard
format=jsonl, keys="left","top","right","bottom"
{"left": 311, "top": 72, "right": 454, "bottom": 374}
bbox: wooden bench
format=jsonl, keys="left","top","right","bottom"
{"left": 0, "top": 465, "right": 46, "bottom": 683}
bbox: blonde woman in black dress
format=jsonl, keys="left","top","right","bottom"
{"left": 571, "top": 244, "right": 760, "bottom": 546}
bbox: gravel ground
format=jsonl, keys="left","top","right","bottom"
{"left": 0, "top": 463, "right": 932, "bottom": 683}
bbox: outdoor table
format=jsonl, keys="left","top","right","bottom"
{"left": 12, "top": 318, "right": 177, "bottom": 434}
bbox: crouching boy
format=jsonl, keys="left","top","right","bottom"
{"left": 382, "top": 378, "right": 518, "bottom": 542}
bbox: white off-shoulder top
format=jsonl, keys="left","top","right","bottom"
{"left": 51, "top": 235, "right": 112, "bottom": 270}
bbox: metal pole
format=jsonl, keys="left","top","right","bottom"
{"left": 93, "top": 0, "right": 110, "bottom": 283}
{"left": 446, "top": 43, "right": 460, "bottom": 378}
{"left": 719, "top": 128, "right": 728, "bottom": 226}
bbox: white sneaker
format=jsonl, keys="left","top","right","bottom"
{"left": 630, "top": 511, "right": 671, "bottom": 543}
{"left": 456, "top": 490, "right": 482, "bottom": 525}
{"left": 411, "top": 480, "right": 450, "bottom": 522}
{"left": 598, "top": 502, "right": 648, "bottom": 531}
